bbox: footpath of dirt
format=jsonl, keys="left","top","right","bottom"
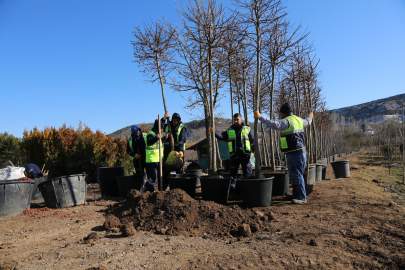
{"left": 0, "top": 150, "right": 405, "bottom": 270}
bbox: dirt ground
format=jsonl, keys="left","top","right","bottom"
{"left": 1, "top": 150, "right": 405, "bottom": 270}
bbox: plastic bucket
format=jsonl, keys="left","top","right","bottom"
{"left": 264, "top": 172, "right": 289, "bottom": 197}
{"left": 116, "top": 175, "right": 144, "bottom": 198}
{"left": 97, "top": 167, "right": 124, "bottom": 197}
{"left": 167, "top": 173, "right": 198, "bottom": 198}
{"left": 39, "top": 174, "right": 87, "bottom": 208}
{"left": 0, "top": 181, "right": 34, "bottom": 217}
{"left": 31, "top": 175, "right": 49, "bottom": 200}
{"left": 238, "top": 176, "right": 274, "bottom": 207}
{"left": 315, "top": 164, "right": 323, "bottom": 181}
{"left": 200, "top": 176, "right": 231, "bottom": 204}
{"left": 304, "top": 165, "right": 316, "bottom": 195}
{"left": 184, "top": 169, "right": 202, "bottom": 186}
{"left": 331, "top": 160, "right": 350, "bottom": 178}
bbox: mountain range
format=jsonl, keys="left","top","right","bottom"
{"left": 328, "top": 93, "right": 405, "bottom": 124}
{"left": 109, "top": 93, "right": 405, "bottom": 141}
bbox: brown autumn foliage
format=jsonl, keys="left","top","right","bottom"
{"left": 21, "top": 122, "right": 132, "bottom": 182}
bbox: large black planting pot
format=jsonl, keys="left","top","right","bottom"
{"left": 39, "top": 174, "right": 87, "bottom": 208}
{"left": 167, "top": 173, "right": 198, "bottom": 198}
{"left": 264, "top": 172, "right": 289, "bottom": 197}
{"left": 31, "top": 175, "right": 49, "bottom": 200}
{"left": 184, "top": 169, "right": 202, "bottom": 186}
{"left": 200, "top": 176, "right": 231, "bottom": 204}
{"left": 304, "top": 165, "right": 316, "bottom": 195}
{"left": 97, "top": 167, "right": 125, "bottom": 197}
{"left": 0, "top": 181, "right": 34, "bottom": 217}
{"left": 116, "top": 175, "right": 144, "bottom": 198}
{"left": 331, "top": 160, "right": 350, "bottom": 178}
{"left": 238, "top": 176, "right": 274, "bottom": 207}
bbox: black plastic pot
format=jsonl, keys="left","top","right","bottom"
{"left": 39, "top": 174, "right": 87, "bottom": 208}
{"left": 276, "top": 166, "right": 288, "bottom": 171}
{"left": 238, "top": 176, "right": 274, "bottom": 207}
{"left": 116, "top": 175, "right": 144, "bottom": 198}
{"left": 0, "top": 181, "right": 34, "bottom": 217}
{"left": 200, "top": 176, "right": 231, "bottom": 204}
{"left": 264, "top": 171, "right": 289, "bottom": 197}
{"left": 304, "top": 165, "right": 316, "bottom": 195}
{"left": 331, "top": 160, "right": 350, "bottom": 178}
{"left": 184, "top": 169, "right": 202, "bottom": 186}
{"left": 31, "top": 175, "right": 49, "bottom": 200}
{"left": 167, "top": 173, "right": 198, "bottom": 198}
{"left": 97, "top": 167, "right": 124, "bottom": 197}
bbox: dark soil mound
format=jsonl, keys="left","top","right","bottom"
{"left": 106, "top": 189, "right": 274, "bottom": 238}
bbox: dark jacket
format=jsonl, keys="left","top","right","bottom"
{"left": 23, "top": 163, "right": 43, "bottom": 179}
{"left": 215, "top": 123, "right": 254, "bottom": 160}
{"left": 126, "top": 126, "right": 146, "bottom": 160}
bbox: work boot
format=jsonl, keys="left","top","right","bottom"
{"left": 291, "top": 198, "right": 307, "bottom": 204}
{"left": 141, "top": 182, "right": 155, "bottom": 194}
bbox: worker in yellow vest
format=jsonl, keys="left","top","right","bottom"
{"left": 254, "top": 102, "right": 313, "bottom": 204}
{"left": 142, "top": 118, "right": 169, "bottom": 193}
{"left": 210, "top": 113, "right": 254, "bottom": 199}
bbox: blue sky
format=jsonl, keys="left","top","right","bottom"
{"left": 1, "top": 0, "right": 404, "bottom": 137}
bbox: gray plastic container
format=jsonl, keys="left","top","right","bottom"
{"left": 315, "top": 164, "right": 323, "bottom": 181}
{"left": 39, "top": 174, "right": 87, "bottom": 208}
{"left": 31, "top": 175, "right": 49, "bottom": 200}
{"left": 0, "top": 181, "right": 34, "bottom": 217}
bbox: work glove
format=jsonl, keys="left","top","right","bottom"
{"left": 209, "top": 127, "right": 214, "bottom": 133}
{"left": 177, "top": 152, "right": 184, "bottom": 158}
{"left": 254, "top": 111, "right": 261, "bottom": 119}
{"left": 135, "top": 154, "right": 141, "bottom": 159}
{"left": 308, "top": 112, "right": 314, "bottom": 118}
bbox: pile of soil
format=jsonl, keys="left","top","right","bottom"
{"left": 106, "top": 189, "right": 274, "bottom": 238}
{"left": 0, "top": 177, "right": 34, "bottom": 183}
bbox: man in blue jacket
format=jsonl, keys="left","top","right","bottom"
{"left": 210, "top": 113, "right": 254, "bottom": 198}
{"left": 255, "top": 102, "right": 313, "bottom": 204}
{"left": 23, "top": 163, "right": 43, "bottom": 179}
{"left": 126, "top": 126, "right": 146, "bottom": 178}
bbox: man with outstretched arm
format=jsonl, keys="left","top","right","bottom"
{"left": 210, "top": 113, "right": 254, "bottom": 199}
{"left": 254, "top": 102, "right": 313, "bottom": 204}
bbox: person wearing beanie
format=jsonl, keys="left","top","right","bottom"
{"left": 210, "top": 113, "right": 255, "bottom": 199}
{"left": 163, "top": 113, "right": 189, "bottom": 175}
{"left": 143, "top": 118, "right": 169, "bottom": 193}
{"left": 126, "top": 125, "right": 147, "bottom": 179}
{"left": 254, "top": 102, "right": 313, "bottom": 204}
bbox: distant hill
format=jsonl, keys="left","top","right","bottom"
{"left": 108, "top": 118, "right": 235, "bottom": 143}
{"left": 328, "top": 93, "right": 405, "bottom": 124}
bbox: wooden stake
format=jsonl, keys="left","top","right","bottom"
{"left": 158, "top": 114, "right": 163, "bottom": 191}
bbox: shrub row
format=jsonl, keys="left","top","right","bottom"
{"left": 21, "top": 123, "right": 132, "bottom": 181}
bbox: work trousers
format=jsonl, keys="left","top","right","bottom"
{"left": 286, "top": 152, "right": 307, "bottom": 200}
{"left": 146, "top": 163, "right": 169, "bottom": 191}
{"left": 229, "top": 158, "right": 252, "bottom": 188}
{"left": 133, "top": 158, "right": 146, "bottom": 182}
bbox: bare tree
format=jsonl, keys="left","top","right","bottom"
{"left": 131, "top": 21, "right": 176, "bottom": 150}
{"left": 232, "top": 0, "right": 285, "bottom": 177}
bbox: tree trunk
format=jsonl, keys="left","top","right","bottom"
{"left": 208, "top": 44, "right": 217, "bottom": 174}
{"left": 254, "top": 27, "right": 262, "bottom": 177}
{"left": 156, "top": 55, "right": 174, "bottom": 151}
{"left": 228, "top": 55, "right": 234, "bottom": 119}
{"left": 269, "top": 65, "right": 276, "bottom": 170}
